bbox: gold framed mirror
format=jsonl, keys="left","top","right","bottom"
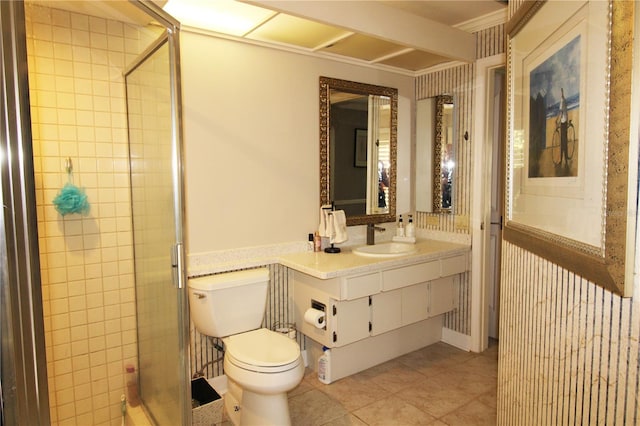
{"left": 433, "top": 95, "right": 454, "bottom": 213}
{"left": 415, "top": 94, "right": 455, "bottom": 213}
{"left": 319, "top": 76, "right": 398, "bottom": 226}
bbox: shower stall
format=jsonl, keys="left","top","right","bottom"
{"left": 1, "top": 1, "right": 190, "bottom": 424}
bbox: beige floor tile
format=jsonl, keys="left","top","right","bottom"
{"left": 476, "top": 388, "right": 497, "bottom": 410}
{"left": 352, "top": 395, "right": 438, "bottom": 426}
{"left": 352, "top": 359, "right": 426, "bottom": 393}
{"left": 289, "top": 368, "right": 318, "bottom": 398}
{"left": 320, "top": 413, "right": 368, "bottom": 426}
{"left": 395, "top": 374, "right": 476, "bottom": 418}
{"left": 228, "top": 342, "right": 498, "bottom": 425}
{"left": 443, "top": 368, "right": 496, "bottom": 396}
{"left": 316, "top": 375, "right": 388, "bottom": 412}
{"left": 397, "top": 344, "right": 476, "bottom": 377}
{"left": 456, "top": 355, "right": 499, "bottom": 378}
{"left": 439, "top": 399, "right": 497, "bottom": 426}
{"left": 289, "top": 388, "right": 348, "bottom": 426}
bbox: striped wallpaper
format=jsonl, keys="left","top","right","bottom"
{"left": 415, "top": 63, "right": 474, "bottom": 234}
{"left": 415, "top": 24, "right": 505, "bottom": 336}
{"left": 498, "top": 242, "right": 639, "bottom": 424}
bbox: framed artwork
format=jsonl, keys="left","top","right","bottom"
{"left": 504, "top": 0, "right": 637, "bottom": 297}
{"left": 354, "top": 128, "right": 367, "bottom": 167}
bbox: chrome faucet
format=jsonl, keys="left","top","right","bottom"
{"left": 366, "top": 223, "right": 386, "bottom": 245}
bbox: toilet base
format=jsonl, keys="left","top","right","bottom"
{"left": 224, "top": 379, "right": 293, "bottom": 426}
{"left": 240, "top": 390, "right": 291, "bottom": 426}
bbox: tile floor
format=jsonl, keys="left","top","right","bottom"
{"left": 285, "top": 341, "right": 498, "bottom": 426}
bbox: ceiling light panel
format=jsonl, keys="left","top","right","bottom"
{"left": 164, "top": 0, "right": 276, "bottom": 36}
{"left": 379, "top": 49, "right": 452, "bottom": 71}
{"left": 245, "top": 14, "right": 351, "bottom": 49}
{"left": 321, "top": 33, "right": 407, "bottom": 62}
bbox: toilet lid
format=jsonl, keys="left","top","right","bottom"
{"left": 224, "top": 328, "right": 300, "bottom": 369}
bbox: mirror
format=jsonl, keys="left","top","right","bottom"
{"left": 415, "top": 95, "right": 454, "bottom": 213}
{"left": 319, "top": 77, "right": 397, "bottom": 226}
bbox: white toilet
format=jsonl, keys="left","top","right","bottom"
{"left": 188, "top": 268, "right": 304, "bottom": 426}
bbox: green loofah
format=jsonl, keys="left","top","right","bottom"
{"left": 53, "top": 182, "right": 90, "bottom": 216}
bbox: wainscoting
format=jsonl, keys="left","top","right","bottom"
{"left": 498, "top": 242, "right": 639, "bottom": 424}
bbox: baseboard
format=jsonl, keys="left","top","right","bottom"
{"left": 441, "top": 327, "right": 472, "bottom": 351}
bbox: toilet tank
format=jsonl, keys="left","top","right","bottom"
{"left": 188, "top": 268, "right": 269, "bottom": 338}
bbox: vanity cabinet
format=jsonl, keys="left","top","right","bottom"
{"left": 294, "top": 253, "right": 466, "bottom": 348}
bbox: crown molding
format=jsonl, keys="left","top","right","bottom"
{"left": 455, "top": 8, "right": 507, "bottom": 33}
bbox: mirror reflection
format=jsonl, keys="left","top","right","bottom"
{"left": 415, "top": 95, "right": 455, "bottom": 213}
{"left": 436, "top": 96, "right": 454, "bottom": 211}
{"left": 320, "top": 77, "right": 397, "bottom": 226}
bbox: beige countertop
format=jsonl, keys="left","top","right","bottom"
{"left": 279, "top": 239, "right": 470, "bottom": 279}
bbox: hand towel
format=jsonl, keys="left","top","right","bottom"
{"left": 329, "top": 210, "right": 348, "bottom": 244}
{"left": 318, "top": 208, "right": 331, "bottom": 238}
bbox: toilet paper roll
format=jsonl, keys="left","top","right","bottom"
{"left": 304, "top": 308, "right": 326, "bottom": 329}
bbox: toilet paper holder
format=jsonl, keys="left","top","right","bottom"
{"left": 311, "top": 300, "right": 325, "bottom": 312}
{"left": 304, "top": 300, "right": 327, "bottom": 330}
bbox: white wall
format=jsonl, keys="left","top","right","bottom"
{"left": 180, "top": 32, "right": 414, "bottom": 255}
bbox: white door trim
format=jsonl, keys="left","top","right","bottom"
{"left": 470, "top": 53, "right": 505, "bottom": 353}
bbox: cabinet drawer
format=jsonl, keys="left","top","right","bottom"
{"left": 382, "top": 260, "right": 439, "bottom": 291}
{"left": 341, "top": 273, "right": 380, "bottom": 300}
{"left": 441, "top": 254, "right": 467, "bottom": 276}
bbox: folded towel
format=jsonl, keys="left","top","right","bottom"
{"left": 329, "top": 210, "right": 348, "bottom": 244}
{"left": 318, "top": 208, "right": 331, "bottom": 238}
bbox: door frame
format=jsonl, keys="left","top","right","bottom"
{"left": 1, "top": 1, "right": 51, "bottom": 423}
{"left": 470, "top": 53, "right": 505, "bottom": 353}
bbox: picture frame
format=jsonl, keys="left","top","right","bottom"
{"left": 504, "top": 0, "right": 637, "bottom": 297}
{"left": 354, "top": 128, "right": 367, "bottom": 167}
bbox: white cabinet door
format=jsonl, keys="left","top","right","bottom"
{"left": 428, "top": 277, "right": 456, "bottom": 317}
{"left": 401, "top": 282, "right": 429, "bottom": 326}
{"left": 332, "top": 298, "right": 371, "bottom": 346}
{"left": 370, "top": 290, "right": 402, "bottom": 336}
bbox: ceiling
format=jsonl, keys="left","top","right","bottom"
{"left": 29, "top": 0, "right": 508, "bottom": 76}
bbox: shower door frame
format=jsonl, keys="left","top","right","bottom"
{"left": 0, "top": 1, "right": 50, "bottom": 424}
{"left": 126, "top": 2, "right": 191, "bottom": 425}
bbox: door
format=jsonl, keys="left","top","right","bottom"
{"left": 125, "top": 31, "right": 190, "bottom": 424}
{"left": 487, "top": 69, "right": 505, "bottom": 339}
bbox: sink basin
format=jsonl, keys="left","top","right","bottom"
{"left": 352, "top": 242, "right": 418, "bottom": 258}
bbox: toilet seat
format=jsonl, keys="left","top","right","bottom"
{"left": 223, "top": 328, "right": 301, "bottom": 373}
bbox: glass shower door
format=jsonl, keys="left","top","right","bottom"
{"left": 125, "top": 35, "right": 189, "bottom": 425}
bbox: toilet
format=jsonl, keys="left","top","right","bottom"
{"left": 188, "top": 268, "right": 303, "bottom": 426}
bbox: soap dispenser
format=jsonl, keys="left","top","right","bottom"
{"left": 406, "top": 215, "right": 415, "bottom": 238}
{"left": 396, "top": 215, "right": 405, "bottom": 237}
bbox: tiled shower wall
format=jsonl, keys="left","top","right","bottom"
{"left": 26, "top": 4, "right": 158, "bottom": 425}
